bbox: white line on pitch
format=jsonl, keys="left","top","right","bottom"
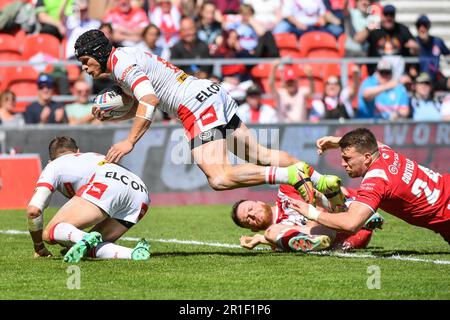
{"left": 2, "top": 229, "right": 450, "bottom": 265}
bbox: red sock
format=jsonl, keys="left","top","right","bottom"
{"left": 333, "top": 229, "right": 373, "bottom": 250}
{"left": 276, "top": 229, "right": 302, "bottom": 251}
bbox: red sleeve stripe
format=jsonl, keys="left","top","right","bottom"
{"left": 36, "top": 182, "right": 54, "bottom": 192}
{"left": 268, "top": 166, "right": 276, "bottom": 184}
{"left": 131, "top": 76, "right": 149, "bottom": 92}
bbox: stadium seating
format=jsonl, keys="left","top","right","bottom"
{"left": 274, "top": 33, "right": 300, "bottom": 58}
{"left": 250, "top": 63, "right": 325, "bottom": 95}
{"left": 22, "top": 34, "right": 62, "bottom": 60}
{"left": 0, "top": 67, "right": 7, "bottom": 92}
{"left": 0, "top": 33, "right": 22, "bottom": 61}
{"left": 337, "top": 34, "right": 346, "bottom": 57}
{"left": 66, "top": 64, "right": 82, "bottom": 82}
{"left": 4, "top": 66, "right": 39, "bottom": 113}
{"left": 291, "top": 64, "right": 325, "bottom": 94}
{"left": 299, "top": 31, "right": 340, "bottom": 57}
{"left": 299, "top": 31, "right": 342, "bottom": 80}
{"left": 250, "top": 63, "right": 274, "bottom": 93}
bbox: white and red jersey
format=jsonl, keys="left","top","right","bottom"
{"left": 354, "top": 145, "right": 450, "bottom": 233}
{"left": 273, "top": 184, "right": 357, "bottom": 226}
{"left": 273, "top": 184, "right": 308, "bottom": 226}
{"left": 106, "top": 47, "right": 238, "bottom": 139}
{"left": 36, "top": 152, "right": 106, "bottom": 198}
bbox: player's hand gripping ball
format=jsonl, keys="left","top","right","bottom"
{"left": 93, "top": 85, "right": 135, "bottom": 120}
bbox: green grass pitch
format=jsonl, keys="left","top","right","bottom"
{"left": 0, "top": 205, "right": 449, "bottom": 300}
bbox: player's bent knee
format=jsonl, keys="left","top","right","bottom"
{"left": 42, "top": 227, "right": 51, "bottom": 243}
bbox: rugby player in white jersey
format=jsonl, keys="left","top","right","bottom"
{"left": 73, "top": 29, "right": 344, "bottom": 206}
{"left": 27, "top": 136, "right": 151, "bottom": 262}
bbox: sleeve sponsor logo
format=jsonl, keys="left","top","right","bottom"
{"left": 120, "top": 64, "right": 137, "bottom": 81}
{"left": 360, "top": 182, "right": 376, "bottom": 191}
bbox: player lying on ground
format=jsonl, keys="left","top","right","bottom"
{"left": 232, "top": 184, "right": 384, "bottom": 252}
{"left": 27, "top": 136, "right": 151, "bottom": 262}
{"left": 74, "top": 29, "right": 345, "bottom": 205}
{"left": 288, "top": 128, "right": 450, "bottom": 246}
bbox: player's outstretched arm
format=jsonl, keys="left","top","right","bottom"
{"left": 288, "top": 198, "right": 372, "bottom": 234}
{"left": 317, "top": 135, "right": 385, "bottom": 155}
{"left": 316, "top": 136, "right": 342, "bottom": 155}
{"left": 27, "top": 187, "right": 53, "bottom": 257}
{"left": 106, "top": 94, "right": 159, "bottom": 163}
{"left": 240, "top": 234, "right": 272, "bottom": 250}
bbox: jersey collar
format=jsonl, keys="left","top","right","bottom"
{"left": 106, "top": 47, "right": 117, "bottom": 73}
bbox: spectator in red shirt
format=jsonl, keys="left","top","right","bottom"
{"left": 103, "top": 0, "right": 149, "bottom": 46}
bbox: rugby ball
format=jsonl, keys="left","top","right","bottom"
{"left": 94, "top": 85, "right": 135, "bottom": 120}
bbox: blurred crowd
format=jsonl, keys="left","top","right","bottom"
{"left": 0, "top": 0, "right": 449, "bottom": 127}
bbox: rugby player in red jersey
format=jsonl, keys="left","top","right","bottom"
{"left": 288, "top": 128, "right": 450, "bottom": 245}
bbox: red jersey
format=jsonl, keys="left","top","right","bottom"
{"left": 354, "top": 145, "right": 450, "bottom": 235}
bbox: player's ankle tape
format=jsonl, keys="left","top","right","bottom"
{"left": 325, "top": 190, "right": 341, "bottom": 199}
{"left": 81, "top": 239, "right": 91, "bottom": 250}
{"left": 293, "top": 178, "right": 311, "bottom": 190}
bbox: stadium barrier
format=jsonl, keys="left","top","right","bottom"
{"left": 0, "top": 121, "right": 448, "bottom": 208}
{"left": 0, "top": 153, "right": 41, "bottom": 209}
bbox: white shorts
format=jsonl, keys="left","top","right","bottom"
{"left": 77, "top": 164, "right": 150, "bottom": 225}
{"left": 178, "top": 79, "right": 239, "bottom": 144}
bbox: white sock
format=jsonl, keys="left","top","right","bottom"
{"left": 265, "top": 166, "right": 289, "bottom": 184}
{"left": 52, "top": 222, "right": 86, "bottom": 246}
{"left": 310, "top": 168, "right": 323, "bottom": 187}
{"left": 94, "top": 242, "right": 132, "bottom": 259}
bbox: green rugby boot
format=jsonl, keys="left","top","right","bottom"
{"left": 63, "top": 231, "right": 102, "bottom": 263}
{"left": 287, "top": 161, "right": 315, "bottom": 204}
{"left": 316, "top": 175, "right": 346, "bottom": 210}
{"left": 364, "top": 212, "right": 385, "bottom": 231}
{"left": 131, "top": 238, "right": 151, "bottom": 261}
{"left": 288, "top": 233, "right": 331, "bottom": 253}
